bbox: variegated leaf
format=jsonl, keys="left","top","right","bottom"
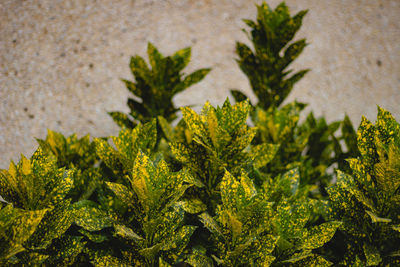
{"left": 301, "top": 221, "right": 341, "bottom": 250}
{"left": 73, "top": 200, "right": 113, "bottom": 231}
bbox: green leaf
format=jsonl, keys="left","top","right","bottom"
{"left": 181, "top": 106, "right": 209, "bottom": 139}
{"left": 301, "top": 221, "right": 341, "bottom": 250}
{"left": 199, "top": 212, "right": 223, "bottom": 238}
{"left": 392, "top": 225, "right": 400, "bottom": 232}
{"left": 114, "top": 224, "right": 144, "bottom": 244}
{"left": 357, "top": 116, "right": 377, "bottom": 166}
{"left": 280, "top": 251, "right": 313, "bottom": 264}
{"left": 127, "top": 98, "right": 149, "bottom": 121}
{"left": 162, "top": 225, "right": 197, "bottom": 251}
{"left": 43, "top": 169, "right": 74, "bottom": 207}
{"left": 159, "top": 257, "right": 172, "bottom": 267}
{"left": 251, "top": 143, "right": 279, "bottom": 168}
{"left": 172, "top": 47, "right": 191, "bottom": 71}
{"left": 363, "top": 243, "right": 382, "bottom": 266}
{"left": 186, "top": 246, "right": 214, "bottom": 267}
{"left": 282, "top": 253, "right": 331, "bottom": 266}
{"left": 73, "top": 200, "right": 114, "bottom": 231}
{"left": 43, "top": 236, "right": 86, "bottom": 266}
{"left": 0, "top": 205, "right": 47, "bottom": 259}
{"left": 79, "top": 228, "right": 108, "bottom": 243}
{"left": 92, "top": 255, "right": 131, "bottom": 267}
{"left": 147, "top": 42, "right": 163, "bottom": 69}
{"left": 108, "top": 111, "right": 136, "bottom": 129}
{"left": 376, "top": 106, "right": 400, "bottom": 146}
{"left": 174, "top": 68, "right": 211, "bottom": 94}
{"left": 220, "top": 170, "right": 241, "bottom": 212}
{"left": 113, "top": 44, "right": 209, "bottom": 129}
{"left": 24, "top": 200, "right": 75, "bottom": 250}
{"left": 279, "top": 168, "right": 300, "bottom": 196}
{"left": 130, "top": 151, "right": 153, "bottom": 212}
{"left": 281, "top": 39, "right": 307, "bottom": 70}
{"left": 230, "top": 89, "right": 249, "bottom": 103}
{"left": 106, "top": 182, "right": 137, "bottom": 209}
{"left": 238, "top": 2, "right": 309, "bottom": 109}
{"left": 178, "top": 198, "right": 207, "bottom": 214}
{"left": 94, "top": 138, "right": 124, "bottom": 173}
{"left": 139, "top": 243, "right": 163, "bottom": 260}
{"left": 365, "top": 210, "right": 392, "bottom": 223}
{"left": 336, "top": 170, "right": 375, "bottom": 211}
{"left": 277, "top": 199, "right": 310, "bottom": 238}
{"left": 130, "top": 55, "right": 151, "bottom": 85}
{"left": 158, "top": 116, "right": 174, "bottom": 141}
{"left": 374, "top": 144, "right": 400, "bottom": 194}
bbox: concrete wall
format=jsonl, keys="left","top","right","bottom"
{"left": 1, "top": 0, "right": 399, "bottom": 168}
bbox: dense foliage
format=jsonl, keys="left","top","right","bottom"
{"left": 1, "top": 2, "right": 399, "bottom": 266}
{"left": 109, "top": 43, "right": 211, "bottom": 131}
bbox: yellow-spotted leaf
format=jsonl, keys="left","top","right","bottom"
{"left": 148, "top": 42, "right": 163, "bottom": 69}
{"left": 181, "top": 106, "right": 209, "bottom": 142}
{"left": 92, "top": 255, "right": 131, "bottom": 267}
{"left": 301, "top": 221, "right": 341, "bottom": 250}
{"left": 278, "top": 168, "right": 300, "bottom": 196}
{"left": 73, "top": 200, "right": 114, "bottom": 231}
{"left": 220, "top": 170, "right": 241, "bottom": 211}
{"left": 162, "top": 225, "right": 197, "bottom": 252}
{"left": 363, "top": 243, "right": 382, "bottom": 266}
{"left": 24, "top": 200, "right": 75, "bottom": 250}
{"left": 112, "top": 43, "right": 210, "bottom": 130}
{"left": 178, "top": 198, "right": 207, "bottom": 214}
{"left": 43, "top": 236, "right": 86, "bottom": 266}
{"left": 277, "top": 199, "right": 310, "bottom": 238}
{"left": 250, "top": 143, "right": 279, "bottom": 168}
{"left": 199, "top": 212, "right": 223, "bottom": 238}
{"left": 114, "top": 224, "right": 144, "bottom": 244}
{"left": 130, "top": 151, "right": 153, "bottom": 212}
{"left": 365, "top": 210, "right": 392, "bottom": 223}
{"left": 158, "top": 116, "right": 174, "bottom": 141}
{"left": 159, "top": 257, "right": 172, "bottom": 267}
{"left": 106, "top": 182, "right": 138, "bottom": 209}
{"left": 172, "top": 47, "right": 191, "bottom": 71}
{"left": 0, "top": 205, "right": 47, "bottom": 260}
{"left": 94, "top": 138, "right": 124, "bottom": 173}
{"left": 42, "top": 170, "right": 74, "bottom": 208}
{"left": 139, "top": 243, "right": 163, "bottom": 261}
{"left": 78, "top": 229, "right": 107, "bottom": 243}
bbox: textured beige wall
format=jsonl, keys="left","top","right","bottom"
{"left": 1, "top": 0, "right": 399, "bottom": 168}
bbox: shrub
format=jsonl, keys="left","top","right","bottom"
{"left": 327, "top": 107, "right": 400, "bottom": 266}
{"left": 0, "top": 150, "right": 80, "bottom": 265}
{"left": 1, "top": 1, "right": 399, "bottom": 266}
{"left": 109, "top": 43, "right": 210, "bottom": 130}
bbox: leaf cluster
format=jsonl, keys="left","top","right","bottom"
{"left": 232, "top": 2, "right": 309, "bottom": 110}
{"left": 229, "top": 1, "right": 359, "bottom": 197}
{"left": 327, "top": 108, "right": 400, "bottom": 266}
{"left": 0, "top": 149, "right": 81, "bottom": 265}
{"left": 109, "top": 42, "right": 211, "bottom": 130}
{"left": 165, "top": 99, "right": 279, "bottom": 210}
{"left": 0, "top": 2, "right": 398, "bottom": 266}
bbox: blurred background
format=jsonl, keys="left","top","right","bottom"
{"left": 1, "top": 0, "right": 399, "bottom": 168}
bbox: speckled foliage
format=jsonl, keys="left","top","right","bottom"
{"left": 75, "top": 146, "right": 196, "bottom": 266}
{"left": 232, "top": 2, "right": 309, "bottom": 110}
{"left": 168, "top": 99, "right": 279, "bottom": 213}
{"left": 198, "top": 169, "right": 341, "bottom": 266}
{"left": 109, "top": 42, "right": 211, "bottom": 130}
{"left": 0, "top": 150, "right": 81, "bottom": 265}
{"left": 253, "top": 101, "right": 359, "bottom": 196}
{"left": 231, "top": 1, "right": 359, "bottom": 197}
{"left": 0, "top": 1, "right": 399, "bottom": 266}
{"left": 327, "top": 107, "right": 400, "bottom": 266}
{"left": 36, "top": 130, "right": 102, "bottom": 202}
